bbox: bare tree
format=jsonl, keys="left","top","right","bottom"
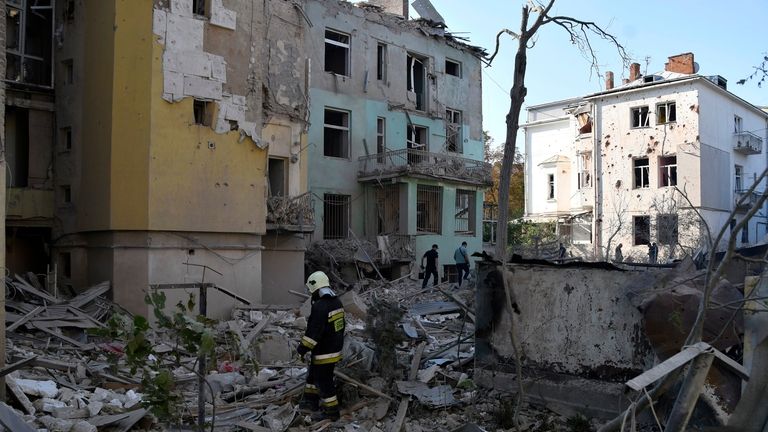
{"left": 487, "top": 0, "right": 630, "bottom": 261}
{"left": 736, "top": 53, "right": 768, "bottom": 88}
{"left": 603, "top": 186, "right": 629, "bottom": 261}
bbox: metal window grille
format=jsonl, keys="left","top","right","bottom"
{"left": 455, "top": 190, "right": 475, "bottom": 234}
{"left": 417, "top": 185, "right": 442, "bottom": 234}
{"left": 323, "top": 194, "right": 350, "bottom": 239}
{"left": 375, "top": 184, "right": 399, "bottom": 234}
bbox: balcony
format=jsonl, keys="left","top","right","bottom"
{"left": 734, "top": 131, "right": 763, "bottom": 155}
{"left": 734, "top": 189, "right": 763, "bottom": 211}
{"left": 358, "top": 149, "right": 492, "bottom": 186}
{"left": 266, "top": 192, "right": 314, "bottom": 232}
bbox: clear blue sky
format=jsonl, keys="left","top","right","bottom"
{"left": 422, "top": 0, "right": 768, "bottom": 151}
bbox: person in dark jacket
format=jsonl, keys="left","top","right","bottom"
{"left": 420, "top": 244, "right": 439, "bottom": 289}
{"left": 297, "top": 271, "right": 345, "bottom": 421}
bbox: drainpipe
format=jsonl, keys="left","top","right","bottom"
{"left": 593, "top": 101, "right": 602, "bottom": 259}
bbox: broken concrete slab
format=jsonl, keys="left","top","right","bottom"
{"left": 340, "top": 290, "right": 368, "bottom": 319}
{"left": 0, "top": 402, "right": 36, "bottom": 432}
{"left": 395, "top": 381, "right": 458, "bottom": 408}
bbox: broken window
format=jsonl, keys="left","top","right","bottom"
{"left": 268, "top": 158, "right": 287, "bottom": 197}
{"left": 734, "top": 115, "right": 743, "bottom": 134}
{"left": 62, "top": 59, "right": 73, "bottom": 84}
{"left": 445, "top": 108, "right": 462, "bottom": 153}
{"left": 633, "top": 215, "right": 650, "bottom": 245}
{"left": 417, "top": 185, "right": 442, "bottom": 234}
{"left": 577, "top": 152, "right": 592, "bottom": 189}
{"left": 659, "top": 155, "right": 677, "bottom": 187}
{"left": 657, "top": 102, "right": 676, "bottom": 124}
{"left": 325, "top": 29, "right": 350, "bottom": 76}
{"left": 323, "top": 108, "right": 350, "bottom": 158}
{"left": 631, "top": 106, "right": 650, "bottom": 128}
{"left": 633, "top": 157, "right": 650, "bottom": 189}
{"left": 192, "top": 0, "right": 206, "bottom": 16}
{"left": 735, "top": 165, "right": 743, "bottom": 191}
{"left": 323, "top": 194, "right": 350, "bottom": 239}
{"left": 576, "top": 112, "right": 592, "bottom": 134}
{"left": 376, "top": 43, "right": 387, "bottom": 81}
{"left": 407, "top": 53, "right": 427, "bottom": 111}
{"left": 547, "top": 174, "right": 555, "bottom": 200}
{"left": 61, "top": 185, "right": 72, "bottom": 204}
{"left": 742, "top": 221, "right": 749, "bottom": 244}
{"left": 455, "top": 189, "right": 476, "bottom": 235}
{"left": 657, "top": 214, "right": 678, "bottom": 245}
{"left": 61, "top": 126, "right": 72, "bottom": 151}
{"left": 6, "top": 0, "right": 54, "bottom": 87}
{"left": 376, "top": 117, "right": 386, "bottom": 164}
{"left": 445, "top": 58, "right": 461, "bottom": 77}
{"left": 193, "top": 99, "right": 213, "bottom": 126}
{"left": 6, "top": 106, "right": 29, "bottom": 187}
{"left": 407, "top": 124, "right": 427, "bottom": 164}
{"left": 375, "top": 184, "right": 399, "bottom": 234}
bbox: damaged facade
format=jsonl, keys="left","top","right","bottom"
{"left": 524, "top": 53, "right": 768, "bottom": 262}
{"left": 5, "top": 0, "right": 313, "bottom": 317}
{"left": 305, "top": 0, "right": 490, "bottom": 281}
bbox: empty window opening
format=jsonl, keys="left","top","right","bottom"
{"left": 61, "top": 127, "right": 72, "bottom": 151}
{"left": 375, "top": 184, "right": 399, "bottom": 234}
{"left": 193, "top": 99, "right": 213, "bottom": 126}
{"left": 455, "top": 189, "right": 476, "bottom": 235}
{"left": 547, "top": 174, "right": 555, "bottom": 199}
{"left": 407, "top": 125, "right": 428, "bottom": 164}
{"left": 445, "top": 59, "right": 461, "bottom": 77}
{"left": 657, "top": 102, "right": 676, "bottom": 124}
{"left": 445, "top": 108, "right": 462, "bottom": 153}
{"left": 323, "top": 194, "right": 350, "bottom": 239}
{"left": 742, "top": 221, "right": 749, "bottom": 244}
{"left": 65, "top": 0, "right": 75, "bottom": 20}
{"left": 407, "top": 53, "right": 427, "bottom": 111}
{"left": 376, "top": 43, "right": 387, "bottom": 81}
{"left": 61, "top": 185, "right": 72, "bottom": 204}
{"left": 323, "top": 108, "right": 350, "bottom": 158}
{"left": 6, "top": 0, "right": 54, "bottom": 87}
{"left": 192, "top": 0, "right": 206, "bottom": 16}
{"left": 376, "top": 117, "right": 386, "bottom": 163}
{"left": 734, "top": 115, "right": 743, "bottom": 134}
{"left": 417, "top": 185, "right": 442, "bottom": 234}
{"left": 735, "top": 165, "right": 744, "bottom": 191}
{"left": 576, "top": 112, "right": 592, "bottom": 134}
{"left": 631, "top": 106, "right": 650, "bottom": 128}
{"left": 268, "top": 158, "right": 287, "bottom": 197}
{"left": 62, "top": 59, "right": 73, "bottom": 84}
{"left": 325, "top": 29, "right": 350, "bottom": 76}
{"left": 657, "top": 214, "right": 678, "bottom": 245}
{"left": 659, "top": 155, "right": 677, "bottom": 187}
{"left": 577, "top": 152, "right": 592, "bottom": 189}
{"left": 633, "top": 215, "right": 650, "bottom": 245}
{"left": 634, "top": 157, "right": 650, "bottom": 189}
{"left": 5, "top": 106, "right": 30, "bottom": 187}
{"left": 61, "top": 252, "right": 72, "bottom": 278}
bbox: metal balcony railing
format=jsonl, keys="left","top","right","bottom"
{"left": 358, "top": 148, "right": 492, "bottom": 186}
{"left": 734, "top": 189, "right": 763, "bottom": 211}
{"left": 734, "top": 131, "right": 763, "bottom": 155}
{"left": 266, "top": 192, "right": 315, "bottom": 230}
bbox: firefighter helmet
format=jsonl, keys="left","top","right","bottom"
{"left": 306, "top": 271, "right": 330, "bottom": 294}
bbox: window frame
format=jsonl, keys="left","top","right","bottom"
{"left": 376, "top": 43, "right": 387, "bottom": 81}
{"left": 416, "top": 184, "right": 443, "bottom": 234}
{"left": 547, "top": 173, "right": 555, "bottom": 200}
{"left": 323, "top": 107, "right": 350, "bottom": 159}
{"left": 633, "top": 215, "right": 651, "bottom": 246}
{"left": 376, "top": 117, "right": 386, "bottom": 164}
{"left": 324, "top": 29, "right": 351, "bottom": 76}
{"left": 445, "top": 58, "right": 462, "bottom": 78}
{"left": 735, "top": 164, "right": 744, "bottom": 191}
{"left": 633, "top": 157, "right": 650, "bottom": 189}
{"left": 454, "top": 189, "right": 476, "bottom": 235}
{"left": 6, "top": 0, "right": 55, "bottom": 88}
{"left": 656, "top": 101, "right": 676, "bottom": 124}
{"left": 658, "top": 155, "right": 677, "bottom": 187}
{"left": 630, "top": 106, "right": 650, "bottom": 128}
{"left": 445, "top": 108, "right": 462, "bottom": 153}
{"left": 734, "top": 115, "right": 743, "bottom": 134}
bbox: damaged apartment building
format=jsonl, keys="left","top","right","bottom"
{"left": 306, "top": 0, "right": 490, "bottom": 281}
{"left": 524, "top": 53, "right": 768, "bottom": 262}
{"left": 4, "top": 0, "right": 489, "bottom": 317}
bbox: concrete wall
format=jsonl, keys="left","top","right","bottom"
{"left": 475, "top": 262, "right": 654, "bottom": 380}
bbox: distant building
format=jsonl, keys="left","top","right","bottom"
{"left": 524, "top": 53, "right": 768, "bottom": 262}
{"left": 305, "top": 0, "right": 490, "bottom": 281}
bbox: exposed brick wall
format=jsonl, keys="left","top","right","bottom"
{"left": 665, "top": 52, "right": 695, "bottom": 75}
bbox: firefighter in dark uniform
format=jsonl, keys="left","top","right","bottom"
{"left": 297, "top": 271, "right": 345, "bottom": 421}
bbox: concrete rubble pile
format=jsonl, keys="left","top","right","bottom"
{"left": 3, "top": 271, "right": 577, "bottom": 431}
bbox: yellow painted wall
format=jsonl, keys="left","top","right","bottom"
{"left": 79, "top": 0, "right": 117, "bottom": 230}
{"left": 147, "top": 41, "right": 267, "bottom": 234}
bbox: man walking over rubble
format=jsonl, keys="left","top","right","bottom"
{"left": 454, "top": 241, "right": 470, "bottom": 288}
{"left": 297, "top": 271, "right": 345, "bottom": 421}
{"left": 420, "top": 244, "right": 439, "bottom": 289}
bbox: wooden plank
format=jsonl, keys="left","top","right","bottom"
{"left": 6, "top": 306, "right": 44, "bottom": 333}
{"left": 5, "top": 377, "right": 35, "bottom": 415}
{"left": 244, "top": 317, "right": 271, "bottom": 346}
{"left": 67, "top": 282, "right": 111, "bottom": 308}
{"left": 30, "top": 323, "right": 94, "bottom": 350}
{"left": 334, "top": 371, "right": 393, "bottom": 401}
{"left": 13, "top": 275, "right": 60, "bottom": 303}
{"left": 626, "top": 342, "right": 709, "bottom": 391}
{"left": 0, "top": 402, "right": 36, "bottom": 432}
{"left": 0, "top": 356, "right": 37, "bottom": 378}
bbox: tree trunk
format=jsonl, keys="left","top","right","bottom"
{"left": 495, "top": 9, "right": 530, "bottom": 262}
{"left": 728, "top": 336, "right": 768, "bottom": 431}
